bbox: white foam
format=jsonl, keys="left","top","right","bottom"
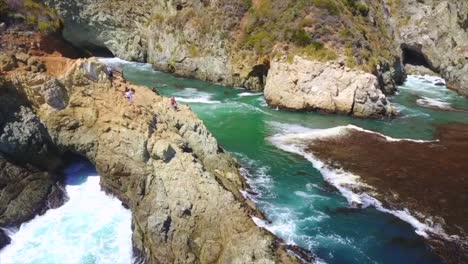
{"left": 173, "top": 88, "right": 221, "bottom": 104}
{"left": 175, "top": 97, "right": 221, "bottom": 104}
{"left": 399, "top": 75, "right": 454, "bottom": 101}
{"left": 98, "top": 57, "right": 153, "bottom": 71}
{"left": 238, "top": 92, "right": 263, "bottom": 97}
{"left": 0, "top": 166, "right": 132, "bottom": 264}
{"left": 416, "top": 97, "right": 453, "bottom": 110}
{"left": 267, "top": 127, "right": 449, "bottom": 240}
{"left": 268, "top": 121, "right": 435, "bottom": 143}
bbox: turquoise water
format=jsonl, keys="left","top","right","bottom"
{"left": 115, "top": 59, "right": 467, "bottom": 264}
{"left": 4, "top": 56, "right": 467, "bottom": 263}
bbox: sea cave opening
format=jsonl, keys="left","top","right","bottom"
{"left": 79, "top": 44, "right": 115, "bottom": 58}
{"left": 401, "top": 45, "right": 432, "bottom": 69}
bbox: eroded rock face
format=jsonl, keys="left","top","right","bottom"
{"left": 394, "top": 0, "right": 468, "bottom": 95}
{"left": 44, "top": 0, "right": 148, "bottom": 61}
{"left": 264, "top": 56, "right": 395, "bottom": 118}
{"left": 10, "top": 58, "right": 301, "bottom": 263}
{"left": 0, "top": 83, "right": 65, "bottom": 249}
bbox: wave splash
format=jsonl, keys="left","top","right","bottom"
{"left": 0, "top": 163, "right": 133, "bottom": 264}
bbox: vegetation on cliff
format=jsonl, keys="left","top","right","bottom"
{"left": 1, "top": 0, "right": 61, "bottom": 34}
{"left": 237, "top": 0, "right": 396, "bottom": 71}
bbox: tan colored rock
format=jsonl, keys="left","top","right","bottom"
{"left": 11, "top": 58, "right": 303, "bottom": 263}
{"left": 0, "top": 54, "right": 17, "bottom": 72}
{"left": 264, "top": 56, "right": 395, "bottom": 118}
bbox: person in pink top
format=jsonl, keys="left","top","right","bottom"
{"left": 125, "top": 88, "right": 134, "bottom": 104}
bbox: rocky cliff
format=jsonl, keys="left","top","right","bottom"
{"left": 0, "top": 76, "right": 65, "bottom": 249}
{"left": 0, "top": 52, "right": 306, "bottom": 262}
{"left": 388, "top": 0, "right": 468, "bottom": 95}
{"left": 42, "top": 0, "right": 408, "bottom": 107}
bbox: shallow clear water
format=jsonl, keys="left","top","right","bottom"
{"left": 112, "top": 58, "right": 467, "bottom": 264}
{"left": 0, "top": 160, "right": 132, "bottom": 264}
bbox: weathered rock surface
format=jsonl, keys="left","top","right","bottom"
{"left": 8, "top": 58, "right": 302, "bottom": 263}
{"left": 393, "top": 0, "right": 468, "bottom": 95}
{"left": 405, "top": 64, "right": 440, "bottom": 77}
{"left": 0, "top": 81, "right": 65, "bottom": 249}
{"left": 264, "top": 56, "right": 395, "bottom": 117}
{"left": 43, "top": 0, "right": 406, "bottom": 95}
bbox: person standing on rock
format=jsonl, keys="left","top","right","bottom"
{"left": 106, "top": 65, "right": 113, "bottom": 86}
{"left": 125, "top": 88, "right": 134, "bottom": 104}
{"left": 171, "top": 97, "right": 178, "bottom": 111}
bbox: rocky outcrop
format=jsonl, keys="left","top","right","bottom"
{"left": 264, "top": 56, "right": 395, "bottom": 118}
{"left": 405, "top": 64, "right": 439, "bottom": 77}
{"left": 43, "top": 0, "right": 148, "bottom": 60}
{"left": 391, "top": 0, "right": 468, "bottom": 95}
{"left": 0, "top": 80, "right": 65, "bottom": 249}
{"left": 6, "top": 58, "right": 302, "bottom": 263}
{"left": 43, "top": 0, "right": 407, "bottom": 94}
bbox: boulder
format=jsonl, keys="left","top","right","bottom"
{"left": 15, "top": 52, "right": 31, "bottom": 64}
{"left": 264, "top": 56, "right": 395, "bottom": 118}
{"left": 0, "top": 229, "right": 11, "bottom": 249}
{"left": 41, "top": 79, "right": 68, "bottom": 110}
{"left": 0, "top": 54, "right": 17, "bottom": 72}
{"left": 151, "top": 140, "right": 176, "bottom": 162}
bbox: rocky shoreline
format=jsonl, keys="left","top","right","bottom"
{"left": 302, "top": 124, "right": 468, "bottom": 263}
{"left": 0, "top": 34, "right": 309, "bottom": 262}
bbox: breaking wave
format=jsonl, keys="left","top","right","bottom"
{"left": 0, "top": 162, "right": 133, "bottom": 264}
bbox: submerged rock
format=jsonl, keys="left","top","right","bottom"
{"left": 264, "top": 56, "right": 395, "bottom": 118}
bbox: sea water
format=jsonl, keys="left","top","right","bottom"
{"left": 116, "top": 60, "right": 468, "bottom": 264}
{"left": 0, "top": 161, "right": 132, "bottom": 264}
{"left": 4, "top": 56, "right": 467, "bottom": 263}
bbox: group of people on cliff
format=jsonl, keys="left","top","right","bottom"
{"left": 105, "top": 64, "right": 178, "bottom": 110}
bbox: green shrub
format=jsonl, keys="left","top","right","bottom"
{"left": 245, "top": 31, "right": 274, "bottom": 54}
{"left": 356, "top": 3, "right": 369, "bottom": 16}
{"left": 188, "top": 45, "right": 200, "bottom": 57}
{"left": 289, "top": 28, "right": 311, "bottom": 46}
{"left": 38, "top": 20, "right": 54, "bottom": 34}
{"left": 21, "top": 0, "right": 62, "bottom": 34}
{"left": 299, "top": 17, "right": 315, "bottom": 28}
{"left": 292, "top": 41, "right": 338, "bottom": 62}
{"left": 312, "top": 0, "right": 340, "bottom": 15}
{"left": 243, "top": 0, "right": 253, "bottom": 9}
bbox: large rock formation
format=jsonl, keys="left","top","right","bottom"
{"left": 264, "top": 56, "right": 395, "bottom": 117}
{"left": 0, "top": 78, "right": 65, "bottom": 249}
{"left": 390, "top": 0, "right": 468, "bottom": 95}
{"left": 43, "top": 0, "right": 405, "bottom": 93}
{"left": 4, "top": 57, "right": 303, "bottom": 263}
